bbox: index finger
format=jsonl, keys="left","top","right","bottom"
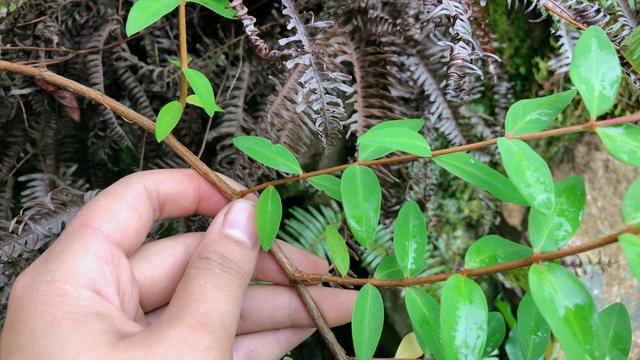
{"left": 58, "top": 169, "right": 240, "bottom": 255}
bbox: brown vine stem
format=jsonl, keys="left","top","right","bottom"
{"left": 238, "top": 114, "right": 640, "bottom": 196}
{"left": 0, "top": 60, "right": 347, "bottom": 360}
{"left": 543, "top": 1, "right": 586, "bottom": 31}
{"left": 178, "top": 0, "right": 189, "bottom": 107}
{"left": 293, "top": 226, "right": 640, "bottom": 287}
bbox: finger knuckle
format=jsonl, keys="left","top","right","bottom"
{"left": 190, "top": 251, "right": 247, "bottom": 283}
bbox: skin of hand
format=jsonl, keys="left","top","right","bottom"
{"left": 0, "top": 169, "right": 357, "bottom": 360}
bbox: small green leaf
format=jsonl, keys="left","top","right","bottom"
{"left": 529, "top": 176, "right": 586, "bottom": 252}
{"left": 528, "top": 263, "right": 602, "bottom": 359}
{"left": 433, "top": 152, "right": 528, "bottom": 206}
{"left": 495, "top": 296, "right": 517, "bottom": 330}
{"left": 187, "top": 0, "right": 237, "bottom": 19}
{"left": 596, "top": 303, "right": 632, "bottom": 360}
{"left": 358, "top": 127, "right": 431, "bottom": 161}
{"left": 482, "top": 312, "right": 506, "bottom": 358}
{"left": 125, "top": 0, "right": 180, "bottom": 36}
{"left": 325, "top": 225, "right": 350, "bottom": 277}
{"left": 256, "top": 186, "right": 282, "bottom": 251}
{"left": 233, "top": 136, "right": 302, "bottom": 174}
{"left": 394, "top": 332, "right": 424, "bottom": 359}
{"left": 441, "top": 274, "right": 488, "bottom": 360}
{"left": 570, "top": 26, "right": 621, "bottom": 119}
{"left": 464, "top": 235, "right": 533, "bottom": 269}
{"left": 505, "top": 90, "right": 577, "bottom": 136}
{"left": 393, "top": 201, "right": 427, "bottom": 277}
{"left": 341, "top": 165, "right": 381, "bottom": 248}
{"left": 517, "top": 293, "right": 550, "bottom": 360}
{"left": 182, "top": 68, "right": 217, "bottom": 117}
{"left": 373, "top": 255, "right": 404, "bottom": 280}
{"left": 352, "top": 284, "right": 384, "bottom": 360}
{"left": 307, "top": 175, "right": 342, "bottom": 201}
{"left": 155, "top": 100, "right": 183, "bottom": 142}
{"left": 405, "top": 287, "right": 446, "bottom": 360}
{"left": 505, "top": 328, "right": 525, "bottom": 360}
{"left": 498, "top": 138, "right": 555, "bottom": 214}
{"left": 619, "top": 233, "right": 640, "bottom": 280}
{"left": 186, "top": 94, "right": 225, "bottom": 112}
{"left": 622, "top": 177, "right": 640, "bottom": 226}
{"left": 596, "top": 124, "right": 640, "bottom": 168}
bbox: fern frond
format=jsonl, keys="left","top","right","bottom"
{"left": 279, "top": 0, "right": 353, "bottom": 148}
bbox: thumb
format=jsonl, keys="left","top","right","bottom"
{"left": 160, "top": 199, "right": 259, "bottom": 353}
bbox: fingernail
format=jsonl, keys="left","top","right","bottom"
{"left": 221, "top": 199, "right": 257, "bottom": 247}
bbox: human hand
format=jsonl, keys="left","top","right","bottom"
{"left": 0, "top": 169, "right": 356, "bottom": 360}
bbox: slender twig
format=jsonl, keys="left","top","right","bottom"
{"left": 178, "top": 0, "right": 189, "bottom": 107}
{"left": 543, "top": 2, "right": 586, "bottom": 30}
{"left": 0, "top": 60, "right": 345, "bottom": 359}
{"left": 292, "top": 226, "right": 640, "bottom": 287}
{"left": 238, "top": 114, "right": 640, "bottom": 196}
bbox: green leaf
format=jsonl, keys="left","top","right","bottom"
{"left": 233, "top": 136, "right": 302, "bottom": 174}
{"left": 325, "top": 225, "right": 350, "bottom": 277}
{"left": 464, "top": 235, "right": 533, "bottom": 269}
{"left": 596, "top": 303, "right": 632, "bottom": 360}
{"left": 528, "top": 263, "right": 602, "bottom": 359}
{"left": 358, "top": 119, "right": 425, "bottom": 160}
{"left": 358, "top": 127, "right": 431, "bottom": 161}
{"left": 186, "top": 94, "right": 224, "bottom": 112}
{"left": 441, "top": 274, "right": 488, "bottom": 360}
{"left": 517, "top": 293, "right": 550, "bottom": 360}
{"left": 483, "top": 312, "right": 506, "bottom": 358}
{"left": 622, "top": 177, "right": 640, "bottom": 226}
{"left": 505, "top": 328, "right": 525, "bottom": 360}
{"left": 495, "top": 296, "right": 517, "bottom": 330}
{"left": 505, "top": 90, "right": 577, "bottom": 136}
{"left": 393, "top": 200, "right": 427, "bottom": 277}
{"left": 619, "top": 233, "right": 640, "bottom": 280}
{"left": 352, "top": 284, "right": 384, "bottom": 360}
{"left": 182, "top": 68, "right": 218, "bottom": 117}
{"left": 307, "top": 175, "right": 342, "bottom": 201}
{"left": 367, "top": 118, "right": 425, "bottom": 133}
{"left": 125, "top": 0, "right": 180, "bottom": 36}
{"left": 155, "top": 100, "right": 183, "bottom": 142}
{"left": 433, "top": 152, "right": 528, "bottom": 206}
{"left": 374, "top": 255, "right": 404, "bottom": 280}
{"left": 341, "top": 165, "right": 381, "bottom": 248}
{"left": 498, "top": 138, "right": 555, "bottom": 214}
{"left": 596, "top": 124, "right": 640, "bottom": 168}
{"left": 187, "top": 0, "right": 237, "bottom": 19}
{"left": 256, "top": 186, "right": 282, "bottom": 251}
{"left": 528, "top": 176, "right": 586, "bottom": 252}
{"left": 405, "top": 287, "right": 446, "bottom": 360}
{"left": 569, "top": 26, "right": 621, "bottom": 119}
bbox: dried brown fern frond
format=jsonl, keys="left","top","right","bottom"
{"left": 278, "top": 0, "right": 353, "bottom": 149}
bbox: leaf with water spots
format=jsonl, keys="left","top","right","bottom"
{"left": 570, "top": 26, "right": 621, "bottom": 119}
{"left": 405, "top": 287, "right": 446, "bottom": 359}
{"left": 341, "top": 165, "right": 381, "bottom": 248}
{"left": 596, "top": 124, "right": 640, "bottom": 168}
{"left": 464, "top": 235, "right": 532, "bottom": 269}
{"left": 529, "top": 176, "right": 586, "bottom": 252}
{"left": 596, "top": 303, "right": 632, "bottom": 360}
{"left": 517, "top": 293, "right": 550, "bottom": 360}
{"left": 505, "top": 90, "right": 576, "bottom": 136}
{"left": 394, "top": 200, "right": 428, "bottom": 277}
{"left": 619, "top": 233, "right": 640, "bottom": 281}
{"left": 498, "top": 138, "right": 555, "bottom": 214}
{"left": 440, "top": 274, "right": 488, "bottom": 360}
{"left": 528, "top": 263, "right": 603, "bottom": 359}
{"left": 482, "top": 312, "right": 506, "bottom": 357}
